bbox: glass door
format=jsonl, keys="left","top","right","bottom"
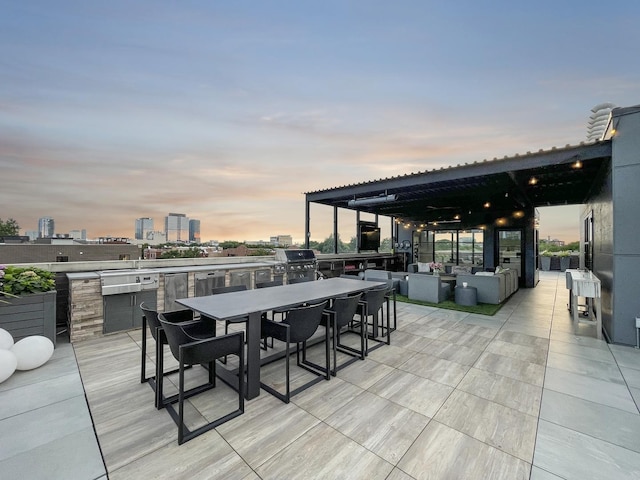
{"left": 584, "top": 211, "right": 593, "bottom": 270}
{"left": 414, "top": 230, "right": 434, "bottom": 264}
{"left": 497, "top": 229, "right": 523, "bottom": 280}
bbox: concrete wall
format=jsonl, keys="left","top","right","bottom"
{"left": 582, "top": 160, "right": 614, "bottom": 339}
{"left": 583, "top": 106, "right": 640, "bottom": 345}
{"left": 611, "top": 108, "right": 640, "bottom": 344}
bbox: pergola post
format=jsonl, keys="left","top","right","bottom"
{"left": 304, "top": 199, "right": 310, "bottom": 249}
{"left": 333, "top": 206, "right": 338, "bottom": 254}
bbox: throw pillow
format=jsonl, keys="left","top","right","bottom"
{"left": 417, "top": 262, "right": 430, "bottom": 273}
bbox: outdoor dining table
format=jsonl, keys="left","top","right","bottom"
{"left": 176, "top": 277, "right": 386, "bottom": 399}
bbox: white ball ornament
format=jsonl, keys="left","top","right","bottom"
{"left": 0, "top": 328, "right": 14, "bottom": 350}
{"left": 0, "top": 349, "right": 17, "bottom": 383}
{"left": 11, "top": 336, "right": 54, "bottom": 370}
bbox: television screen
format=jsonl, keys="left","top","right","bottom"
{"left": 359, "top": 225, "right": 380, "bottom": 251}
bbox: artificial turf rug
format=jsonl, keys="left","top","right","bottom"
{"left": 395, "top": 294, "right": 503, "bottom": 316}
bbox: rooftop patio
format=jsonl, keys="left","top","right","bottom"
{"left": 2, "top": 271, "right": 640, "bottom": 479}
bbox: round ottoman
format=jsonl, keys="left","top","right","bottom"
{"left": 455, "top": 285, "right": 478, "bottom": 306}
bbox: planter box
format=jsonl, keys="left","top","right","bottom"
{"left": 0, "top": 291, "right": 56, "bottom": 346}
{"left": 540, "top": 256, "right": 551, "bottom": 271}
{"left": 560, "top": 256, "right": 571, "bottom": 272}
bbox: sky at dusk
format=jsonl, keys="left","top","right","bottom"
{"left": 2, "top": 1, "right": 639, "bottom": 244}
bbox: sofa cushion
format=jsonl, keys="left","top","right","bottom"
{"left": 451, "top": 265, "right": 472, "bottom": 276}
{"left": 475, "top": 271, "right": 494, "bottom": 276}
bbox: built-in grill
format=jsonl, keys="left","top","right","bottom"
{"left": 274, "top": 249, "right": 317, "bottom": 282}
{"left": 100, "top": 270, "right": 159, "bottom": 295}
{"left": 99, "top": 270, "right": 160, "bottom": 334}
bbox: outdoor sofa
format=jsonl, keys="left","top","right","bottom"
{"left": 455, "top": 268, "right": 518, "bottom": 304}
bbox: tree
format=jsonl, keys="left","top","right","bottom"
{"left": 313, "top": 234, "right": 356, "bottom": 254}
{"left": 159, "top": 247, "right": 203, "bottom": 259}
{"left": 220, "top": 241, "right": 242, "bottom": 249}
{"left": 0, "top": 218, "right": 20, "bottom": 236}
{"left": 250, "top": 248, "right": 274, "bottom": 256}
{"left": 565, "top": 241, "right": 579, "bottom": 251}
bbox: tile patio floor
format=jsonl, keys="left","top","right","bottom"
{"left": 2, "top": 271, "right": 640, "bottom": 479}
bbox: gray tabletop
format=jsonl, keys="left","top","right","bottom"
{"left": 177, "top": 277, "right": 385, "bottom": 321}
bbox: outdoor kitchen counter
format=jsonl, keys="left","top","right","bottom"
{"left": 65, "top": 261, "right": 285, "bottom": 343}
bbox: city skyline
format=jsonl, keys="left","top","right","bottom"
{"left": 11, "top": 208, "right": 579, "bottom": 245}
{"left": 2, "top": 2, "right": 639, "bottom": 244}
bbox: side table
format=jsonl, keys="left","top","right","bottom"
{"left": 455, "top": 285, "right": 478, "bottom": 306}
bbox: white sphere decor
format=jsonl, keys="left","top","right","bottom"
{"left": 0, "top": 349, "right": 17, "bottom": 383}
{"left": 0, "top": 328, "right": 14, "bottom": 350}
{"left": 11, "top": 336, "right": 54, "bottom": 371}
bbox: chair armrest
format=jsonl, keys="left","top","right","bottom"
{"left": 182, "top": 320, "right": 216, "bottom": 339}
{"left": 161, "top": 309, "right": 196, "bottom": 323}
{"left": 179, "top": 331, "right": 244, "bottom": 365}
{"left": 261, "top": 317, "right": 289, "bottom": 341}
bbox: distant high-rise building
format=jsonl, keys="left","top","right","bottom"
{"left": 165, "top": 213, "right": 189, "bottom": 242}
{"left": 135, "top": 217, "right": 154, "bottom": 240}
{"left": 25, "top": 230, "right": 38, "bottom": 241}
{"left": 38, "top": 217, "right": 55, "bottom": 238}
{"left": 189, "top": 219, "right": 201, "bottom": 243}
{"left": 587, "top": 103, "right": 615, "bottom": 141}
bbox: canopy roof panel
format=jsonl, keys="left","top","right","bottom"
{"left": 306, "top": 141, "right": 612, "bottom": 225}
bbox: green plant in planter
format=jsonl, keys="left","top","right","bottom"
{"left": 0, "top": 265, "right": 56, "bottom": 298}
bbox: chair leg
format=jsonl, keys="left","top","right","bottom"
{"left": 365, "top": 310, "right": 387, "bottom": 355}
{"left": 238, "top": 348, "right": 245, "bottom": 413}
{"left": 221, "top": 321, "right": 229, "bottom": 364}
{"left": 285, "top": 338, "right": 290, "bottom": 403}
{"left": 386, "top": 298, "right": 391, "bottom": 345}
{"left": 360, "top": 317, "right": 366, "bottom": 359}
{"left": 178, "top": 361, "right": 186, "bottom": 445}
{"left": 156, "top": 338, "right": 163, "bottom": 409}
{"left": 163, "top": 336, "right": 245, "bottom": 445}
{"left": 332, "top": 318, "right": 338, "bottom": 376}
{"left": 392, "top": 291, "right": 397, "bottom": 332}
{"left": 141, "top": 316, "right": 147, "bottom": 384}
{"left": 325, "top": 320, "right": 330, "bottom": 380}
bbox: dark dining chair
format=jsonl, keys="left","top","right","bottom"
{"left": 270, "top": 274, "right": 308, "bottom": 323}
{"left": 256, "top": 278, "right": 284, "bottom": 289}
{"left": 363, "top": 270, "right": 397, "bottom": 333}
{"left": 381, "top": 279, "right": 397, "bottom": 333}
{"left": 212, "top": 284, "right": 248, "bottom": 363}
{"left": 321, "top": 292, "right": 365, "bottom": 375}
{"left": 158, "top": 314, "right": 244, "bottom": 445}
{"left": 287, "top": 276, "right": 313, "bottom": 284}
{"left": 260, "top": 300, "right": 330, "bottom": 403}
{"left": 358, "top": 285, "right": 390, "bottom": 354}
{"left": 139, "top": 302, "right": 199, "bottom": 409}
{"left": 255, "top": 278, "right": 285, "bottom": 348}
